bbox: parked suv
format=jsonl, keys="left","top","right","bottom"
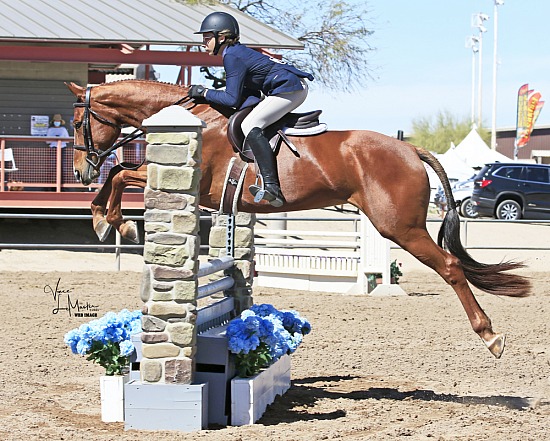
{"left": 471, "top": 163, "right": 550, "bottom": 220}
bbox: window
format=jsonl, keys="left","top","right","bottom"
{"left": 525, "top": 167, "right": 550, "bottom": 183}
{"left": 494, "top": 167, "right": 523, "bottom": 180}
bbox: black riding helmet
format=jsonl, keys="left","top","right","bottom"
{"left": 195, "top": 11, "right": 240, "bottom": 55}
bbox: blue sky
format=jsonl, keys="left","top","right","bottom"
{"left": 155, "top": 0, "right": 550, "bottom": 136}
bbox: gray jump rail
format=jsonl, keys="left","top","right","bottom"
{"left": 196, "top": 255, "right": 236, "bottom": 334}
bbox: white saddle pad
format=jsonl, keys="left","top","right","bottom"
{"left": 283, "top": 123, "right": 328, "bottom": 136}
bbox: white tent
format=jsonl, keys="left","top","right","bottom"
{"left": 449, "top": 128, "right": 511, "bottom": 168}
{"left": 425, "top": 142, "right": 475, "bottom": 194}
{"left": 439, "top": 145, "right": 476, "bottom": 180}
{"left": 424, "top": 150, "right": 475, "bottom": 200}
{"left": 424, "top": 129, "right": 510, "bottom": 201}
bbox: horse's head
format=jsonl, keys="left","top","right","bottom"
{"left": 66, "top": 80, "right": 201, "bottom": 186}
{"left": 66, "top": 82, "right": 123, "bottom": 185}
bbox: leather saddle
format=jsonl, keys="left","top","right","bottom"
{"left": 227, "top": 107, "right": 324, "bottom": 162}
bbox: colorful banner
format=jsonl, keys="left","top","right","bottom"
{"left": 515, "top": 84, "right": 529, "bottom": 145}
{"left": 516, "top": 83, "right": 544, "bottom": 148}
{"left": 533, "top": 100, "right": 545, "bottom": 130}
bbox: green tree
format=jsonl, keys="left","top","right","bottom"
{"left": 179, "top": 0, "right": 376, "bottom": 91}
{"left": 409, "top": 111, "right": 490, "bottom": 153}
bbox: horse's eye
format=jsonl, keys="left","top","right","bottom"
{"left": 74, "top": 121, "right": 82, "bottom": 129}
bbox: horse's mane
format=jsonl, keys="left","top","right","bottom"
{"left": 97, "top": 78, "right": 189, "bottom": 92}
{"left": 94, "top": 78, "right": 234, "bottom": 120}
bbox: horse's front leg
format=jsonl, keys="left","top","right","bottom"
{"left": 91, "top": 164, "right": 125, "bottom": 242}
{"left": 105, "top": 168, "right": 147, "bottom": 244}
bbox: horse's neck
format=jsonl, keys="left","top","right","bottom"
{"left": 106, "top": 81, "right": 224, "bottom": 129}
{"left": 132, "top": 82, "right": 228, "bottom": 126}
{"left": 136, "top": 85, "right": 184, "bottom": 123}
{"left": 101, "top": 82, "right": 183, "bottom": 126}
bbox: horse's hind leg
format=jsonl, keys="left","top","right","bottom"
{"left": 394, "top": 228, "right": 505, "bottom": 358}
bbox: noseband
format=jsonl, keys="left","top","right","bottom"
{"left": 73, "top": 86, "right": 146, "bottom": 168}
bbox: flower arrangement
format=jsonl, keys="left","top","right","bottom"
{"left": 390, "top": 259, "right": 403, "bottom": 284}
{"left": 367, "top": 259, "right": 404, "bottom": 288}
{"left": 226, "top": 303, "right": 311, "bottom": 378}
{"left": 64, "top": 309, "right": 142, "bottom": 376}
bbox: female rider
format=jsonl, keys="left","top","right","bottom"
{"left": 189, "top": 11, "right": 314, "bottom": 207}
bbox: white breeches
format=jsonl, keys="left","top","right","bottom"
{"left": 241, "top": 79, "right": 309, "bottom": 136}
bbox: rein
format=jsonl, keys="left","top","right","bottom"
{"left": 73, "top": 86, "right": 193, "bottom": 169}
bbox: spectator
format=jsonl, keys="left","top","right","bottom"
{"left": 45, "top": 114, "right": 70, "bottom": 189}
{"left": 46, "top": 114, "right": 69, "bottom": 147}
{"left": 434, "top": 185, "right": 447, "bottom": 218}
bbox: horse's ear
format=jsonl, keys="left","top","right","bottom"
{"left": 65, "top": 82, "right": 85, "bottom": 97}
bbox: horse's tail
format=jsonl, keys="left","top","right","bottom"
{"left": 415, "top": 146, "right": 531, "bottom": 297}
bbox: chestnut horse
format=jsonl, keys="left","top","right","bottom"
{"left": 67, "top": 80, "right": 530, "bottom": 359}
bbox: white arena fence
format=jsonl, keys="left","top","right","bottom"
{"left": 2, "top": 212, "right": 550, "bottom": 282}
{"left": 252, "top": 213, "right": 392, "bottom": 294}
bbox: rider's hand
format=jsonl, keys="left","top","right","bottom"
{"left": 188, "top": 85, "right": 207, "bottom": 99}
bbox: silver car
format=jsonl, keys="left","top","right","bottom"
{"left": 452, "top": 178, "right": 478, "bottom": 218}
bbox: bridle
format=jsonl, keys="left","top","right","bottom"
{"left": 73, "top": 86, "right": 146, "bottom": 168}
{"left": 73, "top": 85, "right": 192, "bottom": 169}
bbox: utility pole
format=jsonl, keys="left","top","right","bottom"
{"left": 466, "top": 36, "right": 479, "bottom": 127}
{"left": 490, "top": 1, "right": 504, "bottom": 150}
{"left": 472, "top": 12, "right": 489, "bottom": 129}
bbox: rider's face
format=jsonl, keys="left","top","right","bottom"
{"left": 202, "top": 32, "right": 224, "bottom": 55}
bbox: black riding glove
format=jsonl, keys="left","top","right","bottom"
{"left": 188, "top": 85, "right": 207, "bottom": 99}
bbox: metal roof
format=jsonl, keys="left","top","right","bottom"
{"left": 0, "top": 0, "right": 304, "bottom": 49}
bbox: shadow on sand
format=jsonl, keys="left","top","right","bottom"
{"left": 259, "top": 375, "right": 543, "bottom": 425}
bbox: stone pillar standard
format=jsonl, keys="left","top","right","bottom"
{"left": 138, "top": 106, "right": 203, "bottom": 385}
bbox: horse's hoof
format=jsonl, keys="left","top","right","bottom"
{"left": 484, "top": 333, "right": 506, "bottom": 359}
{"left": 121, "top": 220, "right": 140, "bottom": 244}
{"left": 95, "top": 221, "right": 112, "bottom": 242}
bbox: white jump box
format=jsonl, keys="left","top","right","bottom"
{"left": 124, "top": 329, "right": 290, "bottom": 430}
{"left": 231, "top": 354, "right": 291, "bottom": 426}
{"left": 124, "top": 381, "right": 208, "bottom": 432}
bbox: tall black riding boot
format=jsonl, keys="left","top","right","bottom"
{"left": 246, "top": 127, "right": 286, "bottom": 207}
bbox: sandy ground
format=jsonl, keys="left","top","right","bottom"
{"left": 0, "top": 243, "right": 548, "bottom": 440}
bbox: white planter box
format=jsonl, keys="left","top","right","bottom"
{"left": 100, "top": 375, "right": 124, "bottom": 422}
{"left": 231, "top": 354, "right": 291, "bottom": 425}
{"left": 124, "top": 381, "right": 208, "bottom": 432}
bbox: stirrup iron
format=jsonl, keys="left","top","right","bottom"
{"left": 249, "top": 174, "right": 267, "bottom": 203}
{"left": 249, "top": 173, "right": 284, "bottom": 207}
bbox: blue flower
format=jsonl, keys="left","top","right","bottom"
{"left": 288, "top": 332, "right": 303, "bottom": 353}
{"left": 227, "top": 317, "right": 262, "bottom": 354}
{"left": 64, "top": 309, "right": 142, "bottom": 375}
{"left": 250, "top": 303, "right": 280, "bottom": 318}
{"left": 118, "top": 309, "right": 133, "bottom": 323}
{"left": 227, "top": 304, "right": 310, "bottom": 376}
{"left": 281, "top": 310, "right": 311, "bottom": 335}
{"left": 76, "top": 338, "right": 91, "bottom": 356}
{"left": 119, "top": 340, "right": 135, "bottom": 357}
{"left": 63, "top": 329, "right": 81, "bottom": 354}
{"left": 240, "top": 309, "right": 257, "bottom": 320}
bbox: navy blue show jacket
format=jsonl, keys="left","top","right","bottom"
{"left": 204, "top": 43, "right": 314, "bottom": 110}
